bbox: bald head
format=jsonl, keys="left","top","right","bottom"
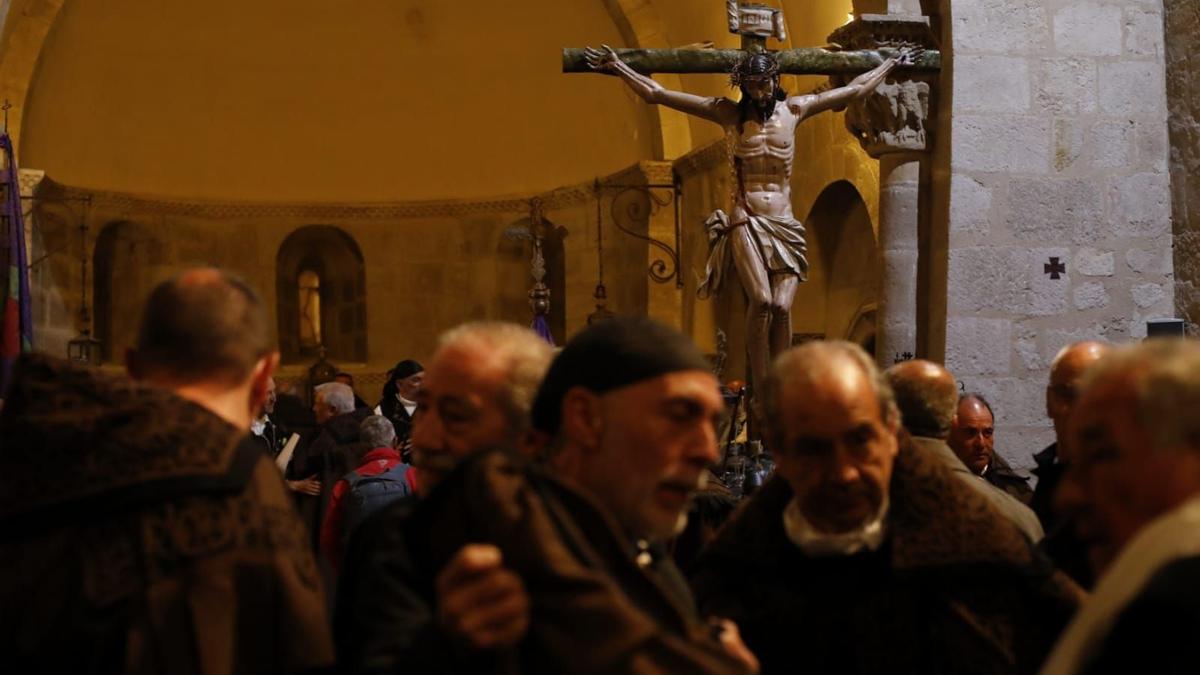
{"left": 129, "top": 268, "right": 272, "bottom": 386}
{"left": 1047, "top": 341, "right": 1111, "bottom": 446}
{"left": 885, "top": 359, "right": 958, "bottom": 439}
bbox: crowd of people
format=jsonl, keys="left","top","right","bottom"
{"left": 1, "top": 267, "right": 1198, "bottom": 675}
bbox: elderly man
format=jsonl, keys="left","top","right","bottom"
{"left": 335, "top": 371, "right": 371, "bottom": 411}
{"left": 885, "top": 360, "right": 1043, "bottom": 541}
{"left": 1040, "top": 339, "right": 1200, "bottom": 674}
{"left": 0, "top": 269, "right": 333, "bottom": 673}
{"left": 950, "top": 394, "right": 1035, "bottom": 503}
{"left": 320, "top": 415, "right": 413, "bottom": 571}
{"left": 338, "top": 318, "right": 754, "bottom": 675}
{"left": 1033, "top": 341, "right": 1111, "bottom": 589}
{"left": 692, "top": 341, "right": 1080, "bottom": 675}
{"left": 289, "top": 381, "right": 361, "bottom": 551}
{"left": 335, "top": 322, "right": 555, "bottom": 672}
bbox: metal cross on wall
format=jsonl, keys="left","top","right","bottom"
{"left": 563, "top": 1, "right": 940, "bottom": 77}
{"left": 1044, "top": 257, "right": 1066, "bottom": 280}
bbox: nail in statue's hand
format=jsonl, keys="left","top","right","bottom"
{"left": 584, "top": 44, "right": 621, "bottom": 72}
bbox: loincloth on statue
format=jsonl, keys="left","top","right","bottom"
{"left": 698, "top": 209, "right": 808, "bottom": 298}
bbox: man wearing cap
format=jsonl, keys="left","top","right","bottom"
{"left": 374, "top": 358, "right": 424, "bottom": 454}
{"left": 338, "top": 318, "right": 755, "bottom": 674}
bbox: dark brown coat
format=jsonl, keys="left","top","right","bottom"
{"left": 336, "top": 448, "right": 751, "bottom": 675}
{"left": 691, "top": 434, "right": 1083, "bottom": 675}
{"left": 0, "top": 354, "right": 334, "bottom": 674}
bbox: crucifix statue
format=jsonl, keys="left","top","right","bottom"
{"left": 566, "top": 1, "right": 923, "bottom": 405}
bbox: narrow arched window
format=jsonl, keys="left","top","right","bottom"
{"left": 277, "top": 226, "right": 366, "bottom": 364}
{"left": 298, "top": 269, "right": 322, "bottom": 350}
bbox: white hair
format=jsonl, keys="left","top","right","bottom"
{"left": 359, "top": 414, "right": 397, "bottom": 448}
{"left": 763, "top": 340, "right": 900, "bottom": 447}
{"left": 435, "top": 322, "right": 555, "bottom": 434}
{"left": 315, "top": 381, "right": 355, "bottom": 415}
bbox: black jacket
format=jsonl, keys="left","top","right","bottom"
{"left": 1030, "top": 443, "right": 1094, "bottom": 589}
{"left": 1083, "top": 554, "right": 1200, "bottom": 675}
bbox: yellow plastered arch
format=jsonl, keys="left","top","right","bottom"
{"left": 1, "top": 0, "right": 689, "bottom": 163}
{"left": 601, "top": 0, "right": 694, "bottom": 159}
{"left": 0, "top": 0, "right": 66, "bottom": 157}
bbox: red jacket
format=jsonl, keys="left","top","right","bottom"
{"left": 321, "top": 447, "right": 415, "bottom": 569}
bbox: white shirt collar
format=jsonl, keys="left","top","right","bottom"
{"left": 398, "top": 394, "right": 417, "bottom": 414}
{"left": 783, "top": 496, "right": 889, "bottom": 557}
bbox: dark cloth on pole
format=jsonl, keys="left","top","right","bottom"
{"left": 0, "top": 133, "right": 33, "bottom": 395}
{"left": 532, "top": 314, "right": 555, "bottom": 345}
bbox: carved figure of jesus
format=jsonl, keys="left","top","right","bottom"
{"left": 586, "top": 45, "right": 909, "bottom": 399}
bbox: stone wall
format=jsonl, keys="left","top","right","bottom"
{"left": 28, "top": 168, "right": 660, "bottom": 390}
{"left": 944, "top": 0, "right": 1174, "bottom": 471}
{"left": 1165, "top": 0, "right": 1200, "bottom": 332}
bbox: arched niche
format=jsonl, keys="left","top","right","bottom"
{"left": 93, "top": 220, "right": 165, "bottom": 363}
{"left": 845, "top": 302, "right": 878, "bottom": 357}
{"left": 804, "top": 180, "right": 880, "bottom": 343}
{"left": 276, "top": 225, "right": 366, "bottom": 364}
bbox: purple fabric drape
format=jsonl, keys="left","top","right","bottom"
{"left": 0, "top": 132, "right": 32, "bottom": 396}
{"left": 531, "top": 315, "right": 554, "bottom": 346}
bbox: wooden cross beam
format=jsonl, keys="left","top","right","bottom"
{"left": 563, "top": 1, "right": 939, "bottom": 77}
{"left": 562, "top": 46, "right": 940, "bottom": 76}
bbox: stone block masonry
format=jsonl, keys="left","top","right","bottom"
{"left": 946, "top": 0, "right": 1173, "bottom": 474}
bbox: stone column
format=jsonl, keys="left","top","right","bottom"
{"left": 878, "top": 152, "right": 922, "bottom": 365}
{"left": 829, "top": 15, "right": 935, "bottom": 367}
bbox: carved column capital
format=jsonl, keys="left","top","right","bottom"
{"left": 829, "top": 14, "right": 936, "bottom": 158}
{"left": 846, "top": 78, "right": 932, "bottom": 158}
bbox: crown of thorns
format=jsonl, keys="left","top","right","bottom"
{"left": 729, "top": 52, "right": 780, "bottom": 88}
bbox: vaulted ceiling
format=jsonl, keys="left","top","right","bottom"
{"left": 5, "top": 0, "right": 854, "bottom": 202}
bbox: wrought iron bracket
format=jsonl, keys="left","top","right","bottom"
{"left": 595, "top": 177, "right": 683, "bottom": 288}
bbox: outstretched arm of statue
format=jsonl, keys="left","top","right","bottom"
{"left": 585, "top": 45, "right": 737, "bottom": 126}
{"left": 790, "top": 47, "right": 919, "bottom": 118}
